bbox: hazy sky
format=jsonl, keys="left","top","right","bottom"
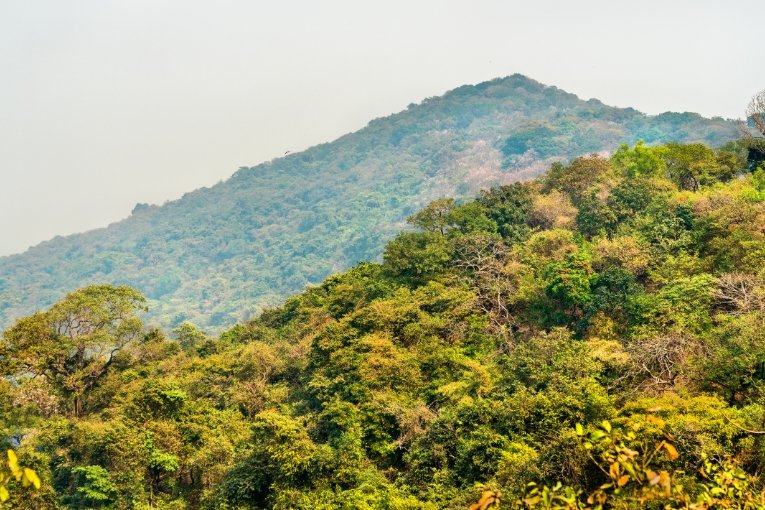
{"left": 0, "top": 0, "right": 762, "bottom": 256}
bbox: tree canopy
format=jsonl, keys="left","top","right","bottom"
{"left": 1, "top": 285, "right": 146, "bottom": 417}
{"left": 4, "top": 141, "right": 765, "bottom": 509}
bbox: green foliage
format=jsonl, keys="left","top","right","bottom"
{"left": 172, "top": 322, "right": 207, "bottom": 352}
{"left": 613, "top": 140, "right": 670, "bottom": 177}
{"left": 1, "top": 285, "right": 146, "bottom": 416}
{"left": 542, "top": 253, "right": 596, "bottom": 323}
{"left": 542, "top": 154, "right": 614, "bottom": 204}
{"left": 383, "top": 232, "right": 452, "bottom": 285}
{"left": 407, "top": 198, "right": 457, "bottom": 235}
{"left": 5, "top": 141, "right": 765, "bottom": 509}
{"left": 612, "top": 140, "right": 741, "bottom": 191}
{"left": 71, "top": 465, "right": 117, "bottom": 506}
{"left": 518, "top": 414, "right": 765, "bottom": 509}
{"left": 478, "top": 183, "right": 533, "bottom": 243}
{"left": 0, "top": 76, "right": 739, "bottom": 332}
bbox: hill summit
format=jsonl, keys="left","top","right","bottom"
{"left": 0, "top": 75, "right": 738, "bottom": 329}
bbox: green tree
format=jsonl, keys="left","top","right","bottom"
{"left": 542, "top": 154, "right": 613, "bottom": 204}
{"left": 543, "top": 253, "right": 596, "bottom": 322}
{"left": 446, "top": 202, "right": 498, "bottom": 235}
{"left": 383, "top": 232, "right": 453, "bottom": 285}
{"left": 407, "top": 198, "right": 456, "bottom": 235}
{"left": 663, "top": 142, "right": 737, "bottom": 190}
{"left": 612, "top": 140, "right": 668, "bottom": 178}
{"left": 172, "top": 322, "right": 206, "bottom": 352}
{"left": 575, "top": 192, "right": 617, "bottom": 238}
{"left": 477, "top": 183, "right": 533, "bottom": 243}
{"left": 1, "top": 285, "right": 146, "bottom": 416}
{"left": 71, "top": 465, "right": 117, "bottom": 508}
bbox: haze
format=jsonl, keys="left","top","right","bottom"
{"left": 0, "top": 0, "right": 762, "bottom": 256}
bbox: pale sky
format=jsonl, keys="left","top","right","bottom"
{"left": 0, "top": 0, "right": 762, "bottom": 256}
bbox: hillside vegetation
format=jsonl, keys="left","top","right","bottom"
{"left": 4, "top": 141, "right": 765, "bottom": 508}
{"left": 0, "top": 75, "right": 739, "bottom": 330}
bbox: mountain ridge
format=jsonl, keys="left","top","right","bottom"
{"left": 3, "top": 75, "right": 735, "bottom": 260}
{"left": 0, "top": 74, "right": 740, "bottom": 329}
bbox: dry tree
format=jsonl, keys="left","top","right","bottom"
{"left": 746, "top": 89, "right": 765, "bottom": 137}
{"left": 713, "top": 272, "right": 765, "bottom": 316}
{"left": 625, "top": 333, "right": 701, "bottom": 394}
{"left": 740, "top": 89, "right": 765, "bottom": 169}
{"left": 451, "top": 234, "right": 516, "bottom": 332}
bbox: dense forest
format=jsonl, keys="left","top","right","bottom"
{"left": 0, "top": 75, "right": 740, "bottom": 331}
{"left": 4, "top": 138, "right": 765, "bottom": 508}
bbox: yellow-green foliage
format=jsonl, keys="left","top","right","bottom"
{"left": 3, "top": 141, "right": 765, "bottom": 509}
{"left": 0, "top": 450, "right": 40, "bottom": 505}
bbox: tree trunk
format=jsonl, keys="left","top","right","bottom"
{"left": 74, "top": 394, "right": 82, "bottom": 417}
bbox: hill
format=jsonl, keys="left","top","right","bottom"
{"left": 0, "top": 74, "right": 739, "bottom": 330}
{"left": 5, "top": 141, "right": 765, "bottom": 508}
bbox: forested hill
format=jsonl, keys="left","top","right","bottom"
{"left": 0, "top": 74, "right": 738, "bottom": 330}
{"left": 6, "top": 141, "right": 765, "bottom": 508}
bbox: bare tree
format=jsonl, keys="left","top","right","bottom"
{"left": 746, "top": 89, "right": 765, "bottom": 137}
{"left": 451, "top": 234, "right": 516, "bottom": 332}
{"left": 625, "top": 333, "right": 702, "bottom": 394}
{"left": 740, "top": 89, "right": 765, "bottom": 170}
{"left": 713, "top": 273, "right": 765, "bottom": 316}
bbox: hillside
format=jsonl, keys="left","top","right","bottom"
{"left": 0, "top": 74, "right": 739, "bottom": 330}
{"left": 5, "top": 141, "right": 765, "bottom": 508}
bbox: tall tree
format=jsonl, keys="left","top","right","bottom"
{"left": 1, "top": 285, "right": 146, "bottom": 416}
{"left": 742, "top": 89, "right": 765, "bottom": 170}
{"left": 746, "top": 89, "right": 765, "bottom": 137}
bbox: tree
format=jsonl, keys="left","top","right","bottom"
{"left": 1, "top": 285, "right": 147, "bottom": 416}
{"left": 740, "top": 89, "right": 765, "bottom": 171}
{"left": 70, "top": 465, "right": 117, "bottom": 508}
{"left": 663, "top": 142, "right": 737, "bottom": 191}
{"left": 383, "top": 232, "right": 452, "bottom": 285}
{"left": 172, "top": 322, "right": 206, "bottom": 352}
{"left": 477, "top": 183, "right": 533, "bottom": 243}
{"left": 452, "top": 233, "right": 516, "bottom": 329}
{"left": 746, "top": 89, "right": 765, "bottom": 137}
{"left": 543, "top": 253, "right": 596, "bottom": 322}
{"left": 529, "top": 190, "right": 577, "bottom": 230}
{"left": 613, "top": 142, "right": 739, "bottom": 190}
{"left": 575, "top": 191, "right": 617, "bottom": 238}
{"left": 612, "top": 141, "right": 668, "bottom": 178}
{"left": 407, "top": 198, "right": 456, "bottom": 235}
{"left": 407, "top": 199, "right": 497, "bottom": 237}
{"left": 542, "top": 154, "right": 613, "bottom": 204}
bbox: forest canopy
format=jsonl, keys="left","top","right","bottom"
{"left": 3, "top": 139, "right": 765, "bottom": 509}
